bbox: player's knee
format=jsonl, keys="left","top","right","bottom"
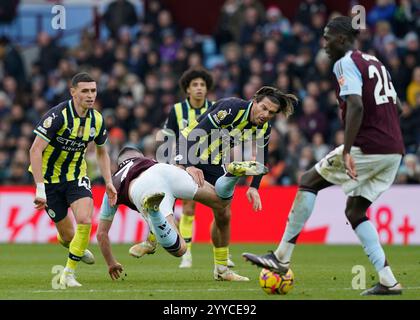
{"left": 345, "top": 207, "right": 367, "bottom": 229}
{"left": 96, "top": 230, "right": 106, "bottom": 242}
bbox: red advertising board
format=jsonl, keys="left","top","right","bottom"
{"left": 0, "top": 186, "right": 418, "bottom": 244}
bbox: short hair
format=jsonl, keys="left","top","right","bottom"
{"left": 71, "top": 72, "right": 95, "bottom": 87}
{"left": 179, "top": 67, "right": 213, "bottom": 94}
{"left": 326, "top": 16, "right": 360, "bottom": 41}
{"left": 117, "top": 146, "right": 142, "bottom": 165}
{"left": 253, "top": 86, "right": 297, "bottom": 117}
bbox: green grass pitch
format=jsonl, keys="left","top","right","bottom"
{"left": 0, "top": 243, "right": 419, "bottom": 300}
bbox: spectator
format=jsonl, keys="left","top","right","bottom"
{"left": 36, "top": 32, "right": 63, "bottom": 75}
{"left": 397, "top": 154, "right": 420, "bottom": 184}
{"left": 407, "top": 66, "right": 420, "bottom": 107}
{"left": 298, "top": 96, "right": 328, "bottom": 141}
{"left": 0, "top": 36, "right": 25, "bottom": 85}
{"left": 367, "top": 0, "right": 397, "bottom": 27}
{"left": 263, "top": 6, "right": 291, "bottom": 38}
{"left": 400, "top": 98, "right": 420, "bottom": 153}
{"left": 295, "top": 0, "right": 326, "bottom": 27}
{"left": 103, "top": 0, "right": 137, "bottom": 39}
{"left": 312, "top": 132, "right": 330, "bottom": 161}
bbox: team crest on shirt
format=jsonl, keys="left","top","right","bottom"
{"left": 43, "top": 117, "right": 53, "bottom": 129}
{"left": 213, "top": 109, "right": 232, "bottom": 124}
{"left": 90, "top": 127, "right": 96, "bottom": 137}
{"left": 47, "top": 209, "right": 56, "bottom": 218}
{"left": 217, "top": 110, "right": 228, "bottom": 121}
{"left": 338, "top": 75, "right": 345, "bottom": 87}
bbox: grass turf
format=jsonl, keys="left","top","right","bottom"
{"left": 0, "top": 243, "right": 419, "bottom": 300}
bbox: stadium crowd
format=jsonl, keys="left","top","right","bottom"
{"left": 0, "top": 0, "right": 419, "bottom": 186}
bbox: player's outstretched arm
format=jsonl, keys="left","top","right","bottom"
{"left": 29, "top": 136, "right": 49, "bottom": 210}
{"left": 96, "top": 194, "right": 123, "bottom": 280}
{"left": 96, "top": 144, "right": 117, "bottom": 206}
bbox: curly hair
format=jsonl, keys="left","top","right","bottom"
{"left": 179, "top": 67, "right": 213, "bottom": 94}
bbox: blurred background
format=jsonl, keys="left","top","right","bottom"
{"left": 0, "top": 0, "right": 419, "bottom": 187}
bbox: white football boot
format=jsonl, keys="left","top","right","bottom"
{"left": 59, "top": 268, "right": 82, "bottom": 288}
{"left": 179, "top": 250, "right": 192, "bottom": 268}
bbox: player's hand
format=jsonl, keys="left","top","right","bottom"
{"left": 34, "top": 197, "right": 47, "bottom": 210}
{"left": 246, "top": 187, "right": 262, "bottom": 212}
{"left": 34, "top": 183, "right": 47, "bottom": 210}
{"left": 106, "top": 182, "right": 117, "bottom": 207}
{"left": 108, "top": 262, "right": 124, "bottom": 280}
{"left": 343, "top": 152, "right": 357, "bottom": 180}
{"left": 186, "top": 166, "right": 205, "bottom": 187}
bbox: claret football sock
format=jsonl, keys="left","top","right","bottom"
{"left": 274, "top": 191, "right": 316, "bottom": 262}
{"left": 66, "top": 224, "right": 91, "bottom": 271}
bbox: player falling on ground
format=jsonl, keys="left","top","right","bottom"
{"left": 96, "top": 146, "right": 265, "bottom": 281}
{"left": 243, "top": 16, "right": 405, "bottom": 296}
{"left": 175, "top": 86, "right": 297, "bottom": 281}
{"left": 29, "top": 72, "right": 117, "bottom": 288}
{"left": 161, "top": 67, "right": 237, "bottom": 268}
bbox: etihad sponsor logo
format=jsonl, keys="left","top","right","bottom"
{"left": 56, "top": 136, "right": 87, "bottom": 151}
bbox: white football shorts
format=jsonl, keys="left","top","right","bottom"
{"left": 129, "top": 163, "right": 198, "bottom": 218}
{"left": 315, "top": 145, "right": 402, "bottom": 202}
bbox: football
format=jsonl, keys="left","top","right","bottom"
{"left": 259, "top": 268, "right": 294, "bottom": 295}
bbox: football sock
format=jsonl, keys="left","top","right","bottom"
{"left": 378, "top": 266, "right": 398, "bottom": 287}
{"left": 66, "top": 224, "right": 91, "bottom": 271}
{"left": 213, "top": 247, "right": 229, "bottom": 271}
{"left": 274, "top": 191, "right": 316, "bottom": 262}
{"left": 354, "top": 220, "right": 397, "bottom": 285}
{"left": 215, "top": 174, "right": 240, "bottom": 200}
{"left": 179, "top": 214, "right": 194, "bottom": 251}
{"left": 148, "top": 209, "right": 178, "bottom": 250}
{"left": 147, "top": 232, "right": 156, "bottom": 244}
{"left": 57, "top": 233, "right": 70, "bottom": 248}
